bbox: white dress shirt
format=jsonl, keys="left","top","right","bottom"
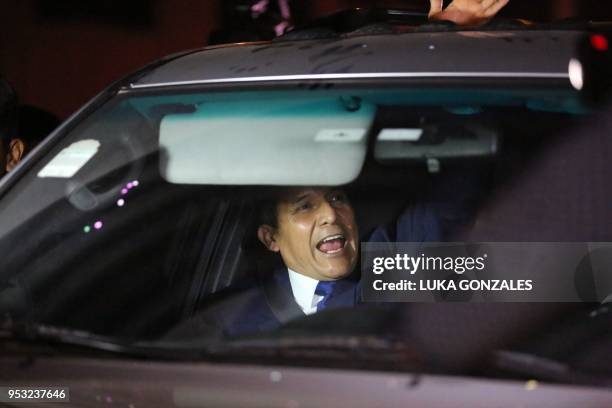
{"left": 287, "top": 268, "right": 324, "bottom": 315}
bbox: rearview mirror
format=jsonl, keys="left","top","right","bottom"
{"left": 374, "top": 122, "right": 500, "bottom": 171}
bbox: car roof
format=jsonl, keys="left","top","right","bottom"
{"left": 129, "top": 30, "right": 584, "bottom": 89}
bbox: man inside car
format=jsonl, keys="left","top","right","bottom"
{"left": 254, "top": 186, "right": 449, "bottom": 315}
{"left": 166, "top": 172, "right": 480, "bottom": 340}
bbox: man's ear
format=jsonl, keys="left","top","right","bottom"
{"left": 257, "top": 224, "right": 280, "bottom": 252}
{"left": 5, "top": 138, "right": 25, "bottom": 172}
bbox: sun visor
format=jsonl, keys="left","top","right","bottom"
{"left": 159, "top": 98, "right": 374, "bottom": 185}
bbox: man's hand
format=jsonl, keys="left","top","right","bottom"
{"left": 429, "top": 0, "right": 510, "bottom": 26}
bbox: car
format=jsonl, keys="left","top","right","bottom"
{"left": 1, "top": 9, "right": 611, "bottom": 407}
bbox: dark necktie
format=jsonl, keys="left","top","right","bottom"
{"left": 315, "top": 280, "right": 337, "bottom": 312}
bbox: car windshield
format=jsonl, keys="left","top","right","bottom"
{"left": 0, "top": 85, "right": 610, "bottom": 384}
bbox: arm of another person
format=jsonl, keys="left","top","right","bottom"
{"left": 429, "top": 0, "right": 510, "bottom": 26}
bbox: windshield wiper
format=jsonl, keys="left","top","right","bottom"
{"left": 2, "top": 320, "right": 117, "bottom": 351}
{"left": 191, "top": 334, "right": 422, "bottom": 371}
{"left": 0, "top": 319, "right": 211, "bottom": 360}
{"left": 492, "top": 350, "right": 612, "bottom": 388}
{"left": 1, "top": 319, "right": 417, "bottom": 369}
{"left": 217, "top": 334, "right": 401, "bottom": 351}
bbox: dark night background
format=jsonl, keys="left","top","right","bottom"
{"left": 2, "top": 0, "right": 612, "bottom": 121}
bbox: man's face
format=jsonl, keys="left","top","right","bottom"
{"left": 259, "top": 187, "right": 359, "bottom": 281}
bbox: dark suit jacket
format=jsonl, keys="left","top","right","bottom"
{"left": 166, "top": 267, "right": 360, "bottom": 340}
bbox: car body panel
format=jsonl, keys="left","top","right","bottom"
{"left": 2, "top": 356, "right": 612, "bottom": 407}
{"left": 131, "top": 31, "right": 582, "bottom": 89}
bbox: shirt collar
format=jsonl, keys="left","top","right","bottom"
{"left": 287, "top": 268, "right": 320, "bottom": 315}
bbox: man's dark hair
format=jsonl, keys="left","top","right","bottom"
{"left": 258, "top": 194, "right": 280, "bottom": 229}
{"left": 256, "top": 187, "right": 354, "bottom": 229}
{"left": 0, "top": 79, "right": 18, "bottom": 151}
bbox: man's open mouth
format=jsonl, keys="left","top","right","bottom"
{"left": 316, "top": 234, "right": 347, "bottom": 254}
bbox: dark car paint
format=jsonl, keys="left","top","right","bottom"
{"left": 2, "top": 355, "right": 612, "bottom": 407}
{"left": 131, "top": 31, "right": 581, "bottom": 89}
